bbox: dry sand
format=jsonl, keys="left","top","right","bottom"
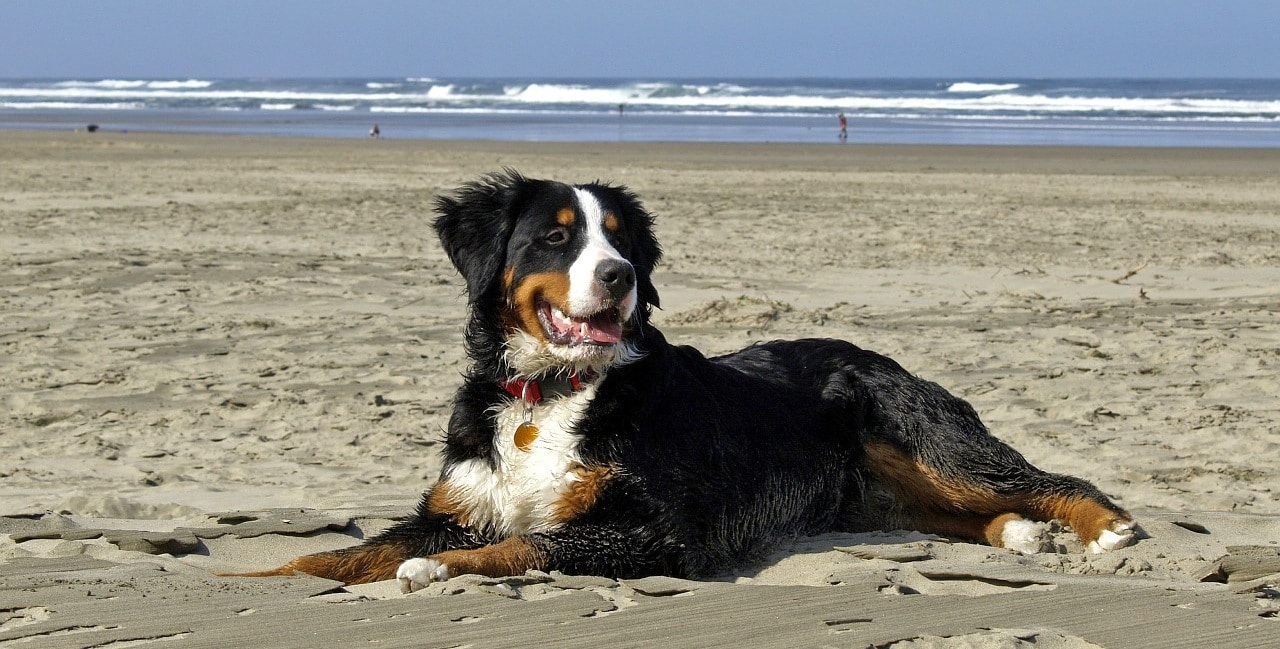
{"left": 1, "top": 131, "right": 1278, "bottom": 647}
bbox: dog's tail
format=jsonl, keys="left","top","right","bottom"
{"left": 218, "top": 543, "right": 410, "bottom": 585}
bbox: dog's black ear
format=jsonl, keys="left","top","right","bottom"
{"left": 595, "top": 183, "right": 663, "bottom": 309}
{"left": 433, "top": 170, "right": 531, "bottom": 302}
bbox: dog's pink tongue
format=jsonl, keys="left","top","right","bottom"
{"left": 583, "top": 313, "right": 622, "bottom": 344}
{"left": 549, "top": 307, "right": 622, "bottom": 344}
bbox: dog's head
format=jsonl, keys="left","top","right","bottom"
{"left": 434, "top": 170, "right": 662, "bottom": 377}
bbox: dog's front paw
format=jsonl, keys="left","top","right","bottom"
{"left": 1087, "top": 519, "right": 1140, "bottom": 554}
{"left": 397, "top": 557, "right": 451, "bottom": 593}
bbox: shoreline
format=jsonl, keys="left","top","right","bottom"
{"left": 6, "top": 103, "right": 1280, "bottom": 149}
{"left": 6, "top": 128, "right": 1280, "bottom": 175}
{"left": 2, "top": 130, "right": 1278, "bottom": 647}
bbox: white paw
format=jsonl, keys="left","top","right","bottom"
{"left": 1088, "top": 521, "right": 1139, "bottom": 553}
{"left": 1001, "top": 519, "right": 1053, "bottom": 555}
{"left": 396, "top": 558, "right": 450, "bottom": 593}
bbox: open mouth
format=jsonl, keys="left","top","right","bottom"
{"left": 537, "top": 300, "right": 623, "bottom": 346}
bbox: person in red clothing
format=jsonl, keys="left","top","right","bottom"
{"left": 838, "top": 112, "right": 848, "bottom": 142}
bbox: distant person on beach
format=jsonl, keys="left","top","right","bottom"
{"left": 370, "top": 124, "right": 380, "bottom": 139}
{"left": 837, "top": 112, "right": 847, "bottom": 142}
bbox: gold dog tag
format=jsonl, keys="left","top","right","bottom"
{"left": 515, "top": 422, "right": 539, "bottom": 451}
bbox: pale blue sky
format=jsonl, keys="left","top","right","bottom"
{"left": 2, "top": 1, "right": 1276, "bottom": 78}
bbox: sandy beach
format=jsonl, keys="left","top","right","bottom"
{"left": 2, "top": 130, "right": 1278, "bottom": 647}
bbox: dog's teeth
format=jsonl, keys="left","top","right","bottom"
{"left": 550, "top": 307, "right": 571, "bottom": 330}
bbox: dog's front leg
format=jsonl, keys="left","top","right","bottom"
{"left": 397, "top": 520, "right": 667, "bottom": 592}
{"left": 228, "top": 515, "right": 481, "bottom": 585}
{"left": 397, "top": 535, "right": 544, "bottom": 592}
{"left": 228, "top": 483, "right": 485, "bottom": 585}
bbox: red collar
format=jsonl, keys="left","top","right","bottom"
{"left": 501, "top": 369, "right": 597, "bottom": 405}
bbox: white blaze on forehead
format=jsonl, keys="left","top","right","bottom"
{"left": 567, "top": 188, "right": 636, "bottom": 318}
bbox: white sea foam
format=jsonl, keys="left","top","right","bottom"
{"left": 1, "top": 84, "right": 1273, "bottom": 118}
{"left": 515, "top": 83, "right": 643, "bottom": 104}
{"left": 52, "top": 79, "right": 212, "bottom": 90}
{"left": 370, "top": 105, "right": 536, "bottom": 114}
{"left": 0, "top": 87, "right": 411, "bottom": 103}
{"left": 53, "top": 79, "right": 148, "bottom": 89}
{"left": 0, "top": 101, "right": 145, "bottom": 110}
{"left": 3, "top": 80, "right": 1278, "bottom": 123}
{"left": 425, "top": 84, "right": 456, "bottom": 99}
{"left": 947, "top": 82, "right": 1022, "bottom": 93}
{"left": 145, "top": 79, "right": 214, "bottom": 89}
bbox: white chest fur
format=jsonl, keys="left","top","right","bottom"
{"left": 443, "top": 384, "right": 597, "bottom": 537}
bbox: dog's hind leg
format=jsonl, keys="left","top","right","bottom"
{"left": 863, "top": 439, "right": 1138, "bottom": 553}
{"left": 909, "top": 511, "right": 1054, "bottom": 554}
{"left": 838, "top": 355, "right": 1137, "bottom": 552}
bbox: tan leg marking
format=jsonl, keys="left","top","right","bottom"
{"left": 426, "top": 481, "right": 474, "bottom": 528}
{"left": 913, "top": 511, "right": 1028, "bottom": 548}
{"left": 865, "top": 442, "right": 1129, "bottom": 546}
{"left": 430, "top": 536, "right": 547, "bottom": 578}
{"left": 553, "top": 464, "right": 616, "bottom": 522}
{"left": 865, "top": 442, "right": 1006, "bottom": 513}
{"left": 1027, "top": 495, "right": 1130, "bottom": 546}
{"left": 226, "top": 480, "right": 478, "bottom": 585}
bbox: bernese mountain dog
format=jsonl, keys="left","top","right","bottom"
{"left": 240, "top": 170, "right": 1138, "bottom": 592}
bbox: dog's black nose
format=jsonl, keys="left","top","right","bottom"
{"left": 595, "top": 259, "right": 636, "bottom": 299}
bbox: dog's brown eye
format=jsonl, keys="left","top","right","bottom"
{"left": 545, "top": 227, "right": 569, "bottom": 245}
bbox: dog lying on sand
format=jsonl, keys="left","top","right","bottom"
{"left": 237, "top": 171, "right": 1138, "bottom": 592}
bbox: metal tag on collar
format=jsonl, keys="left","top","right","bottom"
{"left": 514, "top": 381, "right": 539, "bottom": 451}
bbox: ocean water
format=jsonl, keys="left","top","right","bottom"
{"left": 2, "top": 77, "right": 1279, "bottom": 147}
